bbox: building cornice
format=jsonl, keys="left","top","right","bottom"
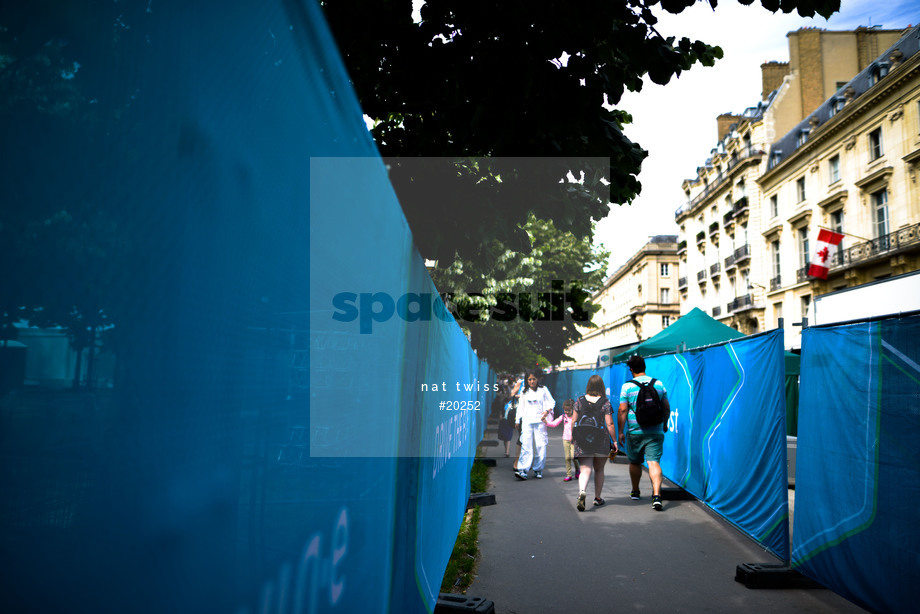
{"left": 816, "top": 188, "right": 849, "bottom": 210}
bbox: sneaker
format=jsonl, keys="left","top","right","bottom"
{"left": 593, "top": 497, "right": 605, "bottom": 507}
{"left": 534, "top": 471, "right": 543, "bottom": 479}
{"left": 652, "top": 495, "right": 662, "bottom": 511}
{"left": 630, "top": 490, "right": 641, "bottom": 500}
{"left": 515, "top": 470, "right": 528, "bottom": 480}
{"left": 576, "top": 492, "right": 586, "bottom": 512}
{"left": 563, "top": 476, "right": 573, "bottom": 482}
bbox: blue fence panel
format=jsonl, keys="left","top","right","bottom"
{"left": 0, "top": 2, "right": 492, "bottom": 613}
{"left": 626, "top": 332, "right": 788, "bottom": 560}
{"left": 792, "top": 316, "right": 920, "bottom": 613}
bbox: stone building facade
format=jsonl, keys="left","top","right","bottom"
{"left": 564, "top": 236, "right": 679, "bottom": 367}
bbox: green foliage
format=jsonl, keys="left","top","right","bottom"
{"left": 440, "top": 505, "right": 481, "bottom": 593}
{"left": 430, "top": 215, "right": 609, "bottom": 370}
{"left": 470, "top": 460, "right": 489, "bottom": 493}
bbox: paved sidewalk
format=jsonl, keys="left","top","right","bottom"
{"left": 468, "top": 428, "right": 866, "bottom": 614}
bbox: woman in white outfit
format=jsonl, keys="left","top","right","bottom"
{"left": 514, "top": 369, "right": 555, "bottom": 480}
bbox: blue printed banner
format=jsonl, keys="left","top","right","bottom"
{"left": 549, "top": 331, "right": 789, "bottom": 560}
{"left": 792, "top": 316, "right": 920, "bottom": 613}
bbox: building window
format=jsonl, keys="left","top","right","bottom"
{"left": 869, "top": 62, "right": 889, "bottom": 86}
{"left": 869, "top": 127, "right": 883, "bottom": 161}
{"left": 661, "top": 288, "right": 671, "bottom": 304}
{"left": 771, "top": 240, "right": 781, "bottom": 279}
{"left": 798, "top": 226, "right": 810, "bottom": 267}
{"left": 831, "top": 209, "right": 845, "bottom": 253}
{"left": 796, "top": 177, "right": 806, "bottom": 202}
{"left": 774, "top": 302, "right": 783, "bottom": 328}
{"left": 660, "top": 263, "right": 670, "bottom": 277}
{"left": 802, "top": 294, "right": 811, "bottom": 323}
{"left": 796, "top": 129, "right": 809, "bottom": 147}
{"left": 873, "top": 189, "right": 889, "bottom": 239}
{"left": 662, "top": 315, "right": 671, "bottom": 328}
{"left": 770, "top": 150, "right": 783, "bottom": 168}
{"left": 828, "top": 155, "right": 840, "bottom": 183}
{"left": 770, "top": 194, "right": 779, "bottom": 218}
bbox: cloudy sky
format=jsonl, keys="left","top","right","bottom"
{"left": 595, "top": 0, "right": 918, "bottom": 273}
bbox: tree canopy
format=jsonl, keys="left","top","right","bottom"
{"left": 322, "top": 0, "right": 840, "bottom": 368}
{"left": 323, "top": 0, "right": 840, "bottom": 265}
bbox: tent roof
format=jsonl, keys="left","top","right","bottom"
{"left": 610, "top": 307, "right": 744, "bottom": 362}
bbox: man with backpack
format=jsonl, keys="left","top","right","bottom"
{"left": 617, "top": 355, "right": 670, "bottom": 511}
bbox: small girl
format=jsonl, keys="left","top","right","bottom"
{"left": 544, "top": 399, "right": 577, "bottom": 481}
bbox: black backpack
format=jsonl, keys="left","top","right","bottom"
{"left": 572, "top": 395, "right": 610, "bottom": 454}
{"left": 630, "top": 378, "right": 664, "bottom": 428}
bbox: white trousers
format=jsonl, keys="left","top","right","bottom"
{"left": 518, "top": 422, "right": 549, "bottom": 472}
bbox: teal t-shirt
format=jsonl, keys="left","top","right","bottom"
{"left": 619, "top": 375, "right": 668, "bottom": 434}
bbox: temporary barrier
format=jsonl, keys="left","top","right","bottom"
{"left": 792, "top": 315, "right": 920, "bottom": 613}
{"left": 549, "top": 331, "right": 789, "bottom": 560}
{"left": 0, "top": 2, "right": 490, "bottom": 613}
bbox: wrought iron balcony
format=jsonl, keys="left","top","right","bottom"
{"left": 723, "top": 211, "right": 734, "bottom": 227}
{"left": 677, "top": 240, "right": 687, "bottom": 254}
{"left": 696, "top": 231, "right": 706, "bottom": 244}
{"left": 678, "top": 276, "right": 688, "bottom": 289}
{"left": 724, "top": 253, "right": 737, "bottom": 270}
{"left": 710, "top": 262, "right": 721, "bottom": 277}
{"left": 733, "top": 196, "right": 749, "bottom": 216}
{"left": 728, "top": 293, "right": 754, "bottom": 313}
{"left": 796, "top": 265, "right": 810, "bottom": 283}
{"left": 770, "top": 275, "right": 782, "bottom": 292}
{"left": 712, "top": 305, "right": 722, "bottom": 317}
{"left": 733, "top": 243, "right": 751, "bottom": 264}
{"left": 829, "top": 222, "right": 920, "bottom": 270}
{"left": 697, "top": 269, "right": 707, "bottom": 282}
{"left": 709, "top": 222, "right": 719, "bottom": 236}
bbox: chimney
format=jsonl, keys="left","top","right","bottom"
{"left": 761, "top": 61, "right": 790, "bottom": 100}
{"left": 717, "top": 113, "right": 742, "bottom": 142}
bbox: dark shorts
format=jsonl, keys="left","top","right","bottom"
{"left": 626, "top": 432, "right": 664, "bottom": 465}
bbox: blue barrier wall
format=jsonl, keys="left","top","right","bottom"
{"left": 0, "top": 2, "right": 490, "bottom": 612}
{"left": 549, "top": 331, "right": 789, "bottom": 560}
{"left": 792, "top": 315, "right": 920, "bottom": 614}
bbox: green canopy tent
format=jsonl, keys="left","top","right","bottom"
{"left": 609, "top": 307, "right": 744, "bottom": 362}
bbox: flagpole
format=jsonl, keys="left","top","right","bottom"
{"left": 817, "top": 226, "right": 872, "bottom": 242}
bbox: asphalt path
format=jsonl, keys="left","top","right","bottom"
{"left": 466, "top": 426, "right": 867, "bottom": 614}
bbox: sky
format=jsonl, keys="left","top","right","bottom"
{"left": 594, "top": 0, "right": 918, "bottom": 274}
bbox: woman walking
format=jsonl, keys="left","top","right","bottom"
{"left": 514, "top": 369, "right": 555, "bottom": 480}
{"left": 572, "top": 374, "right": 617, "bottom": 511}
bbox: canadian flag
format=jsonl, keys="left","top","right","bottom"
{"left": 808, "top": 229, "right": 845, "bottom": 279}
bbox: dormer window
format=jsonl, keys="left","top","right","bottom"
{"left": 770, "top": 149, "right": 783, "bottom": 169}
{"left": 796, "top": 129, "right": 810, "bottom": 147}
{"left": 870, "top": 62, "right": 890, "bottom": 86}
{"left": 829, "top": 96, "right": 846, "bottom": 118}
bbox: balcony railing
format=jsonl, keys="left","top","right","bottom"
{"left": 696, "top": 231, "right": 706, "bottom": 244}
{"left": 829, "top": 222, "right": 920, "bottom": 270}
{"left": 724, "top": 253, "right": 737, "bottom": 270}
{"left": 770, "top": 275, "right": 782, "bottom": 292}
{"left": 733, "top": 196, "right": 749, "bottom": 216}
{"left": 710, "top": 262, "right": 721, "bottom": 277}
{"left": 796, "top": 265, "right": 810, "bottom": 283}
{"left": 677, "top": 240, "right": 687, "bottom": 254}
{"left": 697, "top": 269, "right": 707, "bottom": 282}
{"left": 679, "top": 148, "right": 765, "bottom": 214}
{"left": 723, "top": 211, "right": 734, "bottom": 227}
{"left": 678, "top": 276, "right": 688, "bottom": 289}
{"left": 733, "top": 243, "right": 751, "bottom": 264}
{"left": 709, "top": 222, "right": 719, "bottom": 235}
{"left": 712, "top": 306, "right": 722, "bottom": 317}
{"left": 728, "top": 293, "right": 754, "bottom": 313}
